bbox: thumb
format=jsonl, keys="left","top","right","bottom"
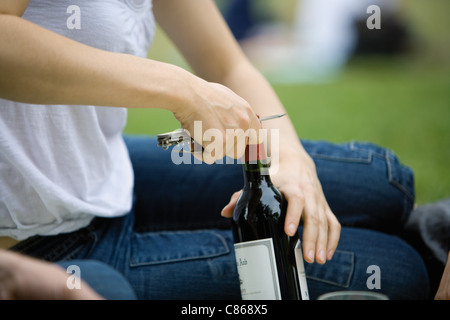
{"left": 221, "top": 190, "right": 242, "bottom": 218}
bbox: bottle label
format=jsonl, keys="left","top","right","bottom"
{"left": 294, "top": 239, "right": 310, "bottom": 300}
{"left": 234, "top": 238, "right": 281, "bottom": 300}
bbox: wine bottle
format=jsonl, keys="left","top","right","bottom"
{"left": 232, "top": 143, "right": 309, "bottom": 300}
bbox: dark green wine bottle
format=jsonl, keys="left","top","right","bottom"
{"left": 232, "top": 143, "right": 309, "bottom": 300}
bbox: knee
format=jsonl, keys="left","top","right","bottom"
{"left": 350, "top": 230, "right": 430, "bottom": 300}
{"left": 305, "top": 227, "right": 430, "bottom": 300}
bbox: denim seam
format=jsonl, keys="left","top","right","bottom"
{"left": 350, "top": 140, "right": 384, "bottom": 159}
{"left": 129, "top": 251, "right": 230, "bottom": 267}
{"left": 350, "top": 142, "right": 415, "bottom": 203}
{"left": 385, "top": 149, "right": 415, "bottom": 203}
{"left": 308, "top": 152, "right": 372, "bottom": 163}
{"left": 129, "top": 230, "right": 230, "bottom": 267}
{"left": 308, "top": 141, "right": 376, "bottom": 163}
{"left": 305, "top": 250, "right": 355, "bottom": 288}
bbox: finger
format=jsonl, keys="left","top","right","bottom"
{"left": 225, "top": 129, "right": 246, "bottom": 160}
{"left": 199, "top": 140, "right": 220, "bottom": 164}
{"left": 191, "top": 140, "right": 205, "bottom": 163}
{"left": 221, "top": 190, "right": 242, "bottom": 218}
{"left": 326, "top": 211, "right": 341, "bottom": 260}
{"left": 314, "top": 206, "right": 329, "bottom": 265}
{"left": 201, "top": 129, "right": 224, "bottom": 164}
{"left": 283, "top": 190, "right": 305, "bottom": 238}
{"left": 300, "top": 202, "right": 319, "bottom": 264}
{"left": 249, "top": 112, "right": 263, "bottom": 145}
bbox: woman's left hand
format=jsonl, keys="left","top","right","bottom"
{"left": 222, "top": 144, "right": 341, "bottom": 265}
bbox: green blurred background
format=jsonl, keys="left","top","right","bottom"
{"left": 124, "top": 0, "right": 450, "bottom": 205}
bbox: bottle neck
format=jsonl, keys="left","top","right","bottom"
{"left": 242, "top": 143, "right": 272, "bottom": 187}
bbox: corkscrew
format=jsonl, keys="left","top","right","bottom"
{"left": 156, "top": 113, "right": 286, "bottom": 150}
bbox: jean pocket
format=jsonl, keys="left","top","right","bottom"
{"left": 129, "top": 230, "right": 230, "bottom": 267}
{"left": 305, "top": 250, "right": 354, "bottom": 288}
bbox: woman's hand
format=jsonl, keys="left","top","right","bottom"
{"left": 222, "top": 143, "right": 341, "bottom": 265}
{"left": 271, "top": 145, "right": 341, "bottom": 264}
{"left": 153, "top": 0, "right": 341, "bottom": 264}
{"left": 172, "top": 79, "right": 262, "bottom": 164}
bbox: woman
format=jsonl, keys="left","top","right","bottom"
{"left": 0, "top": 0, "right": 429, "bottom": 299}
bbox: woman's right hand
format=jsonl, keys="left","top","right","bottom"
{"left": 172, "top": 79, "right": 262, "bottom": 164}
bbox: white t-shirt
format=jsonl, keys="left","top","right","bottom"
{"left": 0, "top": 0, "right": 156, "bottom": 240}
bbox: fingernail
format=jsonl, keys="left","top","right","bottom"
{"left": 287, "top": 223, "right": 296, "bottom": 236}
{"left": 318, "top": 250, "right": 326, "bottom": 263}
{"left": 307, "top": 250, "right": 315, "bottom": 262}
{"left": 327, "top": 249, "right": 334, "bottom": 260}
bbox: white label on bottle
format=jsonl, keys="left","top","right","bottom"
{"left": 234, "top": 238, "right": 281, "bottom": 300}
{"left": 294, "top": 239, "right": 310, "bottom": 300}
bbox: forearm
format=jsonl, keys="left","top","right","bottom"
{"left": 0, "top": 14, "right": 193, "bottom": 111}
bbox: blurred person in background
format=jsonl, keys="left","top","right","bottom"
{"left": 222, "top": 0, "right": 410, "bottom": 83}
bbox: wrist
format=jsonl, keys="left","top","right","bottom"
{"left": 98, "top": 53, "right": 197, "bottom": 113}
{"left": 270, "top": 139, "right": 311, "bottom": 164}
{"left": 141, "top": 60, "right": 202, "bottom": 115}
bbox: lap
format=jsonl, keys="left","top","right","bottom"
{"left": 111, "top": 223, "right": 429, "bottom": 300}
{"left": 124, "top": 136, "right": 415, "bottom": 234}
{"left": 119, "top": 136, "right": 426, "bottom": 299}
{"left": 14, "top": 214, "right": 429, "bottom": 300}
{"left": 303, "top": 226, "right": 429, "bottom": 300}
{"left": 13, "top": 136, "right": 425, "bottom": 300}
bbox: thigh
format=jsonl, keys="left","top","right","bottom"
{"left": 303, "top": 226, "right": 429, "bottom": 300}
{"left": 124, "top": 136, "right": 415, "bottom": 233}
{"left": 124, "top": 135, "right": 242, "bottom": 232}
{"left": 125, "top": 228, "right": 241, "bottom": 300}
{"left": 119, "top": 137, "right": 424, "bottom": 299}
{"left": 302, "top": 140, "right": 415, "bottom": 233}
{"left": 111, "top": 225, "right": 429, "bottom": 300}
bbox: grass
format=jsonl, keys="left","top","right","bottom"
{"left": 272, "top": 58, "right": 450, "bottom": 204}
{"left": 124, "top": 1, "right": 450, "bottom": 205}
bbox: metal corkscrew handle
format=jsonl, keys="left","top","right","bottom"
{"left": 156, "top": 113, "right": 286, "bottom": 150}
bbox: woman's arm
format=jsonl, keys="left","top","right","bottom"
{"left": 0, "top": 1, "right": 259, "bottom": 163}
{"left": 153, "top": 0, "right": 340, "bottom": 264}
{"left": 0, "top": 5, "right": 181, "bottom": 109}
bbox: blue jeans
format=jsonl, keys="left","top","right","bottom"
{"left": 11, "top": 137, "right": 429, "bottom": 300}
